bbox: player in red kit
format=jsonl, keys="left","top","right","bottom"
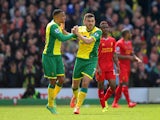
{"left": 96, "top": 21, "right": 120, "bottom": 112}
{"left": 112, "top": 28, "right": 142, "bottom": 108}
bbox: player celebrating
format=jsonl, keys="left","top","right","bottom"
{"left": 96, "top": 21, "right": 120, "bottom": 112}
{"left": 42, "top": 9, "right": 75, "bottom": 114}
{"left": 70, "top": 13, "right": 102, "bottom": 114}
{"left": 112, "top": 28, "right": 142, "bottom": 108}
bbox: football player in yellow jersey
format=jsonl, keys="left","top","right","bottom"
{"left": 70, "top": 13, "right": 102, "bottom": 114}
{"left": 42, "top": 9, "right": 75, "bottom": 114}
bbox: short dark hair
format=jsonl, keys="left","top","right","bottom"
{"left": 84, "top": 13, "right": 95, "bottom": 20}
{"left": 121, "top": 28, "right": 130, "bottom": 37}
{"left": 106, "top": 17, "right": 114, "bottom": 27}
{"left": 99, "top": 21, "right": 108, "bottom": 28}
{"left": 52, "top": 9, "right": 63, "bottom": 17}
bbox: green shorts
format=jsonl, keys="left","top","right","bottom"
{"left": 73, "top": 57, "right": 98, "bottom": 80}
{"left": 42, "top": 54, "right": 64, "bottom": 79}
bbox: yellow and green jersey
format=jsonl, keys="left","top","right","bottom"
{"left": 77, "top": 26, "right": 102, "bottom": 59}
{"left": 43, "top": 20, "right": 75, "bottom": 56}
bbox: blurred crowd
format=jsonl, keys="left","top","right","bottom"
{"left": 0, "top": 0, "right": 160, "bottom": 88}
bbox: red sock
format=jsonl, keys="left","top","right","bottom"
{"left": 113, "top": 86, "right": 122, "bottom": 104}
{"left": 122, "top": 86, "right": 130, "bottom": 104}
{"left": 98, "top": 89, "right": 105, "bottom": 108}
{"left": 104, "top": 87, "right": 114, "bottom": 101}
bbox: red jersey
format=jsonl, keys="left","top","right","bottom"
{"left": 115, "top": 38, "right": 133, "bottom": 70}
{"left": 98, "top": 36, "right": 116, "bottom": 72}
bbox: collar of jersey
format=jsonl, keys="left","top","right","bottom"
{"left": 86, "top": 26, "right": 95, "bottom": 32}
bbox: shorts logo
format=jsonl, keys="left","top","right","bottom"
{"left": 51, "top": 72, "right": 54, "bottom": 76}
{"left": 92, "top": 68, "right": 96, "bottom": 76}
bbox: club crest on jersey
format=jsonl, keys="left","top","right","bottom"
{"left": 111, "top": 42, "right": 113, "bottom": 46}
{"left": 51, "top": 72, "right": 54, "bottom": 76}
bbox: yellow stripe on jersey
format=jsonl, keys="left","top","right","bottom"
{"left": 53, "top": 39, "right": 61, "bottom": 55}
{"left": 43, "top": 21, "right": 52, "bottom": 54}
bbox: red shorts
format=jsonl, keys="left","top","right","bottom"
{"left": 119, "top": 69, "right": 130, "bottom": 83}
{"left": 96, "top": 71, "right": 116, "bottom": 81}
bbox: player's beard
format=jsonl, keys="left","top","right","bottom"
{"left": 87, "top": 25, "right": 94, "bottom": 31}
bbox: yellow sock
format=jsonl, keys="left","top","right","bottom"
{"left": 73, "top": 88, "right": 79, "bottom": 98}
{"left": 54, "top": 83, "right": 62, "bottom": 99}
{"left": 47, "top": 84, "right": 55, "bottom": 107}
{"left": 76, "top": 91, "right": 87, "bottom": 108}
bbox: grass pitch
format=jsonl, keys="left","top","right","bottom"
{"left": 0, "top": 104, "right": 160, "bottom": 120}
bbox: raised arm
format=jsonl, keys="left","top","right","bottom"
{"left": 51, "top": 25, "right": 75, "bottom": 42}
{"left": 73, "top": 26, "right": 102, "bottom": 44}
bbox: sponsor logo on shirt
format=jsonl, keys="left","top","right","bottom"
{"left": 125, "top": 50, "right": 132, "bottom": 54}
{"left": 101, "top": 48, "right": 113, "bottom": 53}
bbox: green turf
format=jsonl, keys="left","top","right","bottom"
{"left": 0, "top": 104, "right": 160, "bottom": 120}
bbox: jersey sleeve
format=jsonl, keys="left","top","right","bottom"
{"left": 113, "top": 38, "right": 116, "bottom": 52}
{"left": 90, "top": 30, "right": 102, "bottom": 41}
{"left": 98, "top": 41, "right": 102, "bottom": 53}
{"left": 50, "top": 25, "right": 75, "bottom": 42}
{"left": 115, "top": 42, "right": 121, "bottom": 54}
